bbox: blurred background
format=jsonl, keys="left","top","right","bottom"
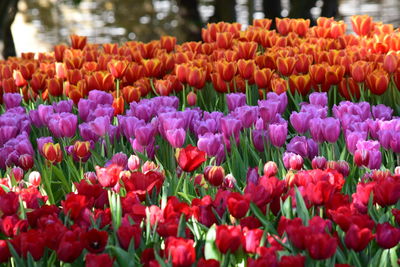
{"left": 1, "top": 0, "right": 400, "bottom": 58}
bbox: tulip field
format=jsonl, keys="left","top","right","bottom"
{"left": 1, "top": 15, "right": 400, "bottom": 266}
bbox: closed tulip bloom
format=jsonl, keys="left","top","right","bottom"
{"left": 165, "top": 237, "right": 196, "bottom": 267}
{"left": 252, "top": 129, "right": 268, "bottom": 152}
{"left": 263, "top": 161, "right": 278, "bottom": 177}
{"left": 383, "top": 52, "right": 399, "bottom": 73}
{"left": 127, "top": 155, "right": 140, "bottom": 171}
{"left": 344, "top": 224, "right": 373, "bottom": 252}
{"left": 351, "top": 15, "right": 373, "bottom": 36}
{"left": 204, "top": 165, "right": 225, "bottom": 187}
{"left": 89, "top": 116, "right": 111, "bottom": 137}
{"left": 375, "top": 222, "right": 400, "bottom": 249}
{"left": 69, "top": 141, "right": 91, "bottom": 162}
{"left": 312, "top": 156, "right": 327, "bottom": 169}
{"left": 322, "top": 117, "right": 341, "bottom": 143}
{"left": 309, "top": 118, "right": 324, "bottom": 143}
{"left": 373, "top": 177, "right": 400, "bottom": 207}
{"left": 186, "top": 91, "right": 197, "bottom": 106}
{"left": 166, "top": 128, "right": 186, "bottom": 148}
{"left": 268, "top": 122, "right": 287, "bottom": 147}
{"left": 227, "top": 192, "right": 250, "bottom": 219}
{"left": 305, "top": 233, "right": 337, "bottom": 260}
{"left": 95, "top": 164, "right": 123, "bottom": 187}
{"left": 309, "top": 92, "right": 328, "bottom": 107}
{"left": 283, "top": 152, "right": 303, "bottom": 170}
{"left": 366, "top": 69, "right": 389, "bottom": 95}
{"left": 290, "top": 111, "right": 311, "bottom": 134}
{"left": 107, "top": 60, "right": 128, "bottom": 79}
{"left": 3, "top": 93, "right": 22, "bottom": 110}
{"left": 226, "top": 93, "right": 246, "bottom": 112}
{"left": 216, "top": 225, "right": 242, "bottom": 254}
{"left": 13, "top": 70, "right": 27, "bottom": 87}
{"left": 86, "top": 254, "right": 114, "bottom": 267}
{"left": 42, "top": 143, "right": 63, "bottom": 164}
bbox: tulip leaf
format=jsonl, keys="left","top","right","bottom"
{"left": 249, "top": 202, "right": 277, "bottom": 235}
{"left": 389, "top": 247, "right": 399, "bottom": 267}
{"left": 367, "top": 192, "right": 379, "bottom": 222}
{"left": 294, "top": 187, "right": 310, "bottom": 225}
{"left": 370, "top": 250, "right": 383, "bottom": 267}
{"left": 107, "top": 245, "right": 136, "bottom": 267}
{"left": 379, "top": 249, "right": 389, "bottom": 267}
{"left": 0, "top": 184, "right": 10, "bottom": 193}
{"left": 7, "top": 242, "right": 24, "bottom": 267}
{"left": 281, "top": 196, "right": 292, "bottom": 219}
{"left": 204, "top": 225, "right": 221, "bottom": 261}
{"left": 177, "top": 214, "right": 186, "bottom": 238}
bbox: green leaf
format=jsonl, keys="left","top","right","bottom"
{"left": 390, "top": 247, "right": 399, "bottom": 267}
{"left": 249, "top": 203, "right": 277, "bottom": 235}
{"left": 204, "top": 225, "right": 221, "bottom": 261}
{"left": 107, "top": 245, "right": 135, "bottom": 267}
{"left": 294, "top": 187, "right": 310, "bottom": 225}
{"left": 177, "top": 214, "right": 186, "bottom": 238}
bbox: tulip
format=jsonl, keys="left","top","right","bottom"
{"left": 375, "top": 222, "right": 400, "bottom": 249}
{"left": 216, "top": 225, "right": 242, "bottom": 254}
{"left": 276, "top": 57, "right": 296, "bottom": 76}
{"left": 187, "top": 91, "right": 197, "bottom": 106}
{"left": 81, "top": 229, "right": 108, "bottom": 254}
{"left": 95, "top": 164, "right": 123, "bottom": 188}
{"left": 86, "top": 254, "right": 114, "bottom": 267}
{"left": 204, "top": 166, "right": 225, "bottom": 187}
{"left": 268, "top": 122, "right": 287, "bottom": 147}
{"left": 345, "top": 224, "right": 373, "bottom": 252}
{"left": 291, "top": 19, "right": 310, "bottom": 37}
{"left": 305, "top": 233, "right": 337, "bottom": 260}
{"left": 13, "top": 70, "right": 28, "bottom": 87}
{"left": 366, "top": 69, "right": 389, "bottom": 95}
{"left": 276, "top": 18, "right": 291, "bottom": 36}
{"left": 237, "top": 59, "right": 255, "bottom": 80}
{"left": 226, "top": 93, "right": 246, "bottom": 112}
{"left": 128, "top": 155, "right": 140, "bottom": 171}
{"left": 312, "top": 156, "right": 327, "bottom": 169}
{"left": 165, "top": 237, "right": 196, "bottom": 267}
{"left": 117, "top": 224, "right": 142, "bottom": 250}
{"left": 271, "top": 77, "right": 287, "bottom": 94}
{"left": 350, "top": 15, "right": 373, "bottom": 36}
{"left": 289, "top": 74, "right": 312, "bottom": 96}
{"left": 166, "top": 128, "right": 186, "bottom": 148}
{"left": 283, "top": 152, "right": 304, "bottom": 170}
{"left": 176, "top": 144, "right": 206, "bottom": 172}
{"left": 42, "top": 143, "right": 63, "bottom": 164}
{"left": 18, "top": 154, "right": 34, "bottom": 171}
{"left": 236, "top": 41, "right": 258, "bottom": 60}
{"left": 216, "top": 60, "right": 237, "bottom": 82}
{"left": 160, "top": 35, "right": 176, "bottom": 52}
{"left": 263, "top": 161, "right": 278, "bottom": 177}
{"left": 142, "top": 58, "right": 163, "bottom": 78}
{"left": 70, "top": 34, "right": 87, "bottom": 49}
{"left": 254, "top": 67, "right": 273, "bottom": 89}
{"left": 322, "top": 117, "right": 341, "bottom": 143}
{"left": 373, "top": 177, "right": 400, "bottom": 207}
{"left": 186, "top": 67, "right": 206, "bottom": 89}
{"left": 227, "top": 192, "right": 250, "bottom": 219}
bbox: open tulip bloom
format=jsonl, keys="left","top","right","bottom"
{"left": 0, "top": 15, "right": 400, "bottom": 266}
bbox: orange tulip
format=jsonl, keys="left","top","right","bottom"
{"left": 350, "top": 61, "right": 371, "bottom": 83}
{"left": 383, "top": 52, "right": 399, "bottom": 73}
{"left": 330, "top": 21, "right": 346, "bottom": 39}
{"left": 254, "top": 67, "right": 273, "bottom": 89}
{"left": 276, "top": 18, "right": 291, "bottom": 36}
{"left": 350, "top": 15, "right": 373, "bottom": 36}
{"left": 366, "top": 69, "right": 389, "bottom": 95}
{"left": 294, "top": 54, "right": 313, "bottom": 74}
{"left": 289, "top": 74, "right": 312, "bottom": 96}
{"left": 271, "top": 77, "right": 287, "bottom": 94}
{"left": 237, "top": 59, "right": 255, "bottom": 80}
{"left": 276, "top": 57, "right": 296, "bottom": 76}
{"left": 215, "top": 60, "right": 237, "bottom": 82}
{"left": 70, "top": 34, "right": 87, "bottom": 50}
{"left": 236, "top": 41, "right": 258, "bottom": 60}
{"left": 122, "top": 86, "right": 141, "bottom": 103}
{"left": 64, "top": 56, "right": 85, "bottom": 70}
{"left": 112, "top": 97, "right": 125, "bottom": 115}
{"left": 30, "top": 73, "right": 47, "bottom": 93}
{"left": 55, "top": 62, "right": 68, "bottom": 80}
{"left": 309, "top": 63, "right": 327, "bottom": 85}
{"left": 160, "top": 36, "right": 177, "bottom": 52}
{"left": 187, "top": 91, "right": 197, "bottom": 106}
{"left": 67, "top": 69, "right": 83, "bottom": 85}
{"left": 186, "top": 67, "right": 206, "bottom": 89}
{"left": 154, "top": 79, "right": 172, "bottom": 96}
{"left": 317, "top": 17, "right": 334, "bottom": 28}
{"left": 47, "top": 77, "right": 64, "bottom": 97}
{"left": 338, "top": 77, "right": 360, "bottom": 100}
{"left": 42, "top": 143, "right": 63, "bottom": 164}
{"left": 66, "top": 80, "right": 87, "bottom": 104}
{"left": 19, "top": 63, "right": 36, "bottom": 80}
{"left": 102, "top": 43, "right": 119, "bottom": 55}
{"left": 13, "top": 70, "right": 27, "bottom": 87}
{"left": 86, "top": 71, "right": 115, "bottom": 92}
{"left": 211, "top": 73, "right": 228, "bottom": 93}
{"left": 291, "top": 19, "right": 310, "bottom": 37}
{"left": 108, "top": 60, "right": 129, "bottom": 79}
{"left": 134, "top": 78, "right": 151, "bottom": 97}
{"left": 253, "top": 19, "right": 272, "bottom": 29}
{"left": 325, "top": 65, "right": 345, "bottom": 85}
{"left": 142, "top": 59, "right": 163, "bottom": 78}
{"left": 216, "top": 32, "right": 234, "bottom": 49}
{"left": 123, "top": 63, "right": 144, "bottom": 84}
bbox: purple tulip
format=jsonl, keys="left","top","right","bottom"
{"left": 378, "top": 130, "right": 393, "bottom": 150}
{"left": 79, "top": 123, "right": 99, "bottom": 142}
{"left": 286, "top": 136, "right": 309, "bottom": 158}
{"left": 309, "top": 118, "right": 324, "bottom": 143}
{"left": 268, "top": 122, "right": 287, "bottom": 147}
{"left": 194, "top": 119, "right": 218, "bottom": 136}
{"left": 283, "top": 152, "right": 303, "bottom": 170}
{"left": 290, "top": 111, "right": 311, "bottom": 134}
{"left": 130, "top": 138, "right": 155, "bottom": 159}
{"left": 266, "top": 92, "right": 287, "bottom": 114}
{"left": 109, "top": 152, "right": 128, "bottom": 168}
{"left": 234, "top": 106, "right": 258, "bottom": 128}
{"left": 48, "top": 113, "right": 78, "bottom": 138}
{"left": 246, "top": 167, "right": 259, "bottom": 184}
{"left": 367, "top": 150, "right": 382, "bottom": 169}
{"left": 300, "top": 104, "right": 327, "bottom": 119}
{"left": 322, "top": 117, "right": 341, "bottom": 143}
{"left": 220, "top": 116, "right": 242, "bottom": 142}
{"left": 166, "top": 128, "right": 186, "bottom": 148}
{"left": 78, "top": 99, "right": 97, "bottom": 122}
{"left": 118, "top": 116, "right": 145, "bottom": 139}
{"left": 53, "top": 100, "right": 73, "bottom": 113}
{"left": 345, "top": 131, "right": 367, "bottom": 154}
{"left": 89, "top": 116, "right": 111, "bottom": 137}
{"left": 312, "top": 156, "right": 327, "bottom": 169}
{"left": 88, "top": 90, "right": 114, "bottom": 106}
{"left": 390, "top": 132, "right": 400, "bottom": 153}
{"left": 259, "top": 100, "right": 280, "bottom": 125}
{"left": 87, "top": 105, "right": 115, "bottom": 122}
{"left": 226, "top": 93, "right": 246, "bottom": 112}
{"left": 3, "top": 93, "right": 22, "bottom": 109}
{"left": 372, "top": 104, "right": 393, "bottom": 120}
{"left": 309, "top": 92, "right": 328, "bottom": 107}
{"left": 356, "top": 140, "right": 380, "bottom": 151}
{"left": 252, "top": 129, "right": 268, "bottom": 152}
{"left": 134, "top": 123, "right": 157, "bottom": 146}
{"left": 129, "top": 101, "right": 155, "bottom": 122}
{"left": 37, "top": 105, "right": 54, "bottom": 126}
{"left": 0, "top": 126, "right": 18, "bottom": 146}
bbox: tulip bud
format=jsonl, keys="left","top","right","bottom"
{"left": 312, "top": 156, "right": 327, "bottom": 169}
{"left": 246, "top": 167, "right": 259, "bottom": 184}
{"left": 326, "top": 160, "right": 339, "bottom": 170}
{"left": 354, "top": 149, "right": 369, "bottom": 167}
{"left": 187, "top": 91, "right": 197, "bottom": 106}
{"left": 13, "top": 70, "right": 28, "bottom": 87}
{"left": 263, "top": 161, "right": 278, "bottom": 177}
{"left": 42, "top": 143, "right": 63, "bottom": 164}
{"left": 204, "top": 166, "right": 225, "bottom": 187}
{"left": 142, "top": 161, "right": 157, "bottom": 173}
{"left": 337, "top": 160, "right": 350, "bottom": 177}
{"left": 84, "top": 172, "right": 97, "bottom": 184}
{"left": 29, "top": 171, "right": 41, "bottom": 187}
{"left": 55, "top": 62, "right": 67, "bottom": 79}
{"left": 18, "top": 154, "right": 34, "bottom": 171}
{"left": 72, "top": 141, "right": 91, "bottom": 162}
{"left": 283, "top": 152, "right": 303, "bottom": 170}
{"left": 395, "top": 166, "right": 400, "bottom": 175}
{"left": 223, "top": 173, "right": 236, "bottom": 189}
{"left": 128, "top": 155, "right": 140, "bottom": 171}
{"left": 11, "top": 167, "right": 24, "bottom": 182}
{"left": 194, "top": 174, "right": 208, "bottom": 188}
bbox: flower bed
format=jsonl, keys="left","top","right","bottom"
{"left": 0, "top": 15, "right": 399, "bottom": 266}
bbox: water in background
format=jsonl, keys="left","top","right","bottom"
{"left": 11, "top": 0, "right": 400, "bottom": 54}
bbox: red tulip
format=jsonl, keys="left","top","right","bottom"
{"left": 375, "top": 222, "right": 400, "bottom": 249}
{"left": 165, "top": 237, "right": 196, "bottom": 267}
{"left": 344, "top": 224, "right": 373, "bottom": 252}
{"left": 242, "top": 228, "right": 263, "bottom": 253}
{"left": 121, "top": 171, "right": 165, "bottom": 201}
{"left": 95, "top": 164, "right": 123, "bottom": 188}
{"left": 42, "top": 142, "right": 63, "bottom": 164}
{"left": 70, "top": 34, "right": 87, "bottom": 49}
{"left": 204, "top": 166, "right": 225, "bottom": 187}
{"left": 117, "top": 224, "right": 142, "bottom": 250}
{"left": 0, "top": 240, "right": 11, "bottom": 263}
{"left": 279, "top": 255, "right": 305, "bottom": 267}
{"left": 216, "top": 225, "right": 242, "bottom": 254}
{"left": 227, "top": 192, "right": 250, "bottom": 219}
{"left": 107, "top": 60, "right": 128, "bottom": 79}
{"left": 176, "top": 144, "right": 206, "bottom": 172}
{"left": 85, "top": 253, "right": 114, "bottom": 267}
{"left": 305, "top": 233, "right": 337, "bottom": 260}
{"left": 81, "top": 229, "right": 108, "bottom": 254}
